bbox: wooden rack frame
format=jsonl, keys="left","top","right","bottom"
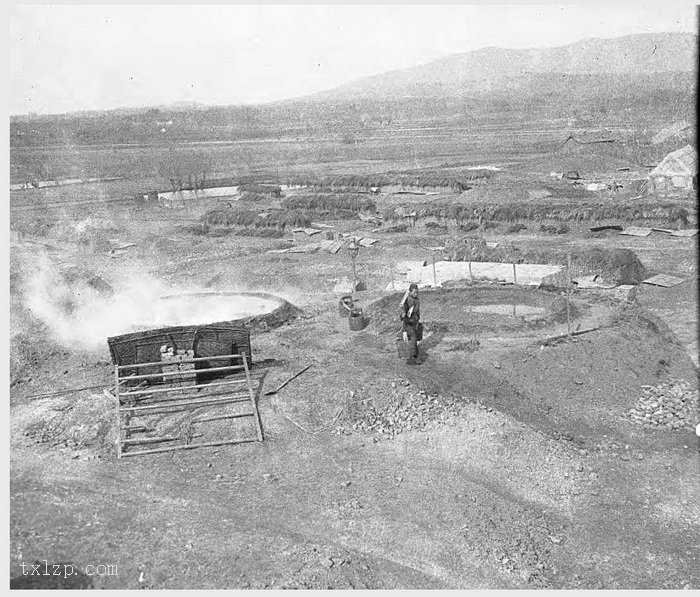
{"left": 114, "top": 352, "right": 263, "bottom": 458}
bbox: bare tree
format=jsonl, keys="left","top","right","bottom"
{"left": 157, "top": 150, "right": 211, "bottom": 193}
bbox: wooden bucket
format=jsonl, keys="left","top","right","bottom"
{"left": 396, "top": 338, "right": 411, "bottom": 358}
{"left": 348, "top": 309, "right": 367, "bottom": 331}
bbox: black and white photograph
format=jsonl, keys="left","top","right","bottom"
{"left": 8, "top": 3, "right": 699, "bottom": 590}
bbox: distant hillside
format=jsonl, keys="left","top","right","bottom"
{"left": 309, "top": 32, "right": 697, "bottom": 101}
{"left": 10, "top": 33, "right": 696, "bottom": 150}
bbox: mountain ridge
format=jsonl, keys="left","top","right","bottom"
{"left": 305, "top": 32, "right": 697, "bottom": 102}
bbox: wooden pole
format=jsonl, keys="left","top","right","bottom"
{"left": 116, "top": 352, "right": 244, "bottom": 371}
{"left": 264, "top": 364, "right": 312, "bottom": 396}
{"left": 114, "top": 365, "right": 122, "bottom": 459}
{"left": 121, "top": 363, "right": 246, "bottom": 383}
{"left": 123, "top": 396, "right": 255, "bottom": 418}
{"left": 512, "top": 262, "right": 517, "bottom": 285}
{"left": 468, "top": 246, "right": 474, "bottom": 284}
{"left": 242, "top": 353, "right": 264, "bottom": 442}
{"left": 122, "top": 436, "right": 181, "bottom": 446}
{"left": 121, "top": 377, "right": 248, "bottom": 398}
{"left": 123, "top": 384, "right": 253, "bottom": 405}
{"left": 541, "top": 326, "right": 600, "bottom": 345}
{"left": 24, "top": 383, "right": 122, "bottom": 400}
{"left": 566, "top": 252, "right": 572, "bottom": 338}
{"left": 195, "top": 412, "right": 255, "bottom": 424}
{"left": 352, "top": 255, "right": 357, "bottom": 292}
{"left": 432, "top": 252, "right": 437, "bottom": 287}
{"left": 124, "top": 393, "right": 253, "bottom": 413}
{"left": 119, "top": 438, "right": 259, "bottom": 457}
{"left": 121, "top": 426, "right": 153, "bottom": 434}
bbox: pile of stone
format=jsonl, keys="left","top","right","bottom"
{"left": 343, "top": 380, "right": 457, "bottom": 439}
{"left": 626, "top": 380, "right": 699, "bottom": 430}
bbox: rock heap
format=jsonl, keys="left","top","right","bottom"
{"left": 340, "top": 380, "right": 458, "bottom": 439}
{"left": 626, "top": 380, "right": 699, "bottom": 430}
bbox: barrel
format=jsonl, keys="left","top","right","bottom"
{"left": 348, "top": 308, "right": 367, "bottom": 331}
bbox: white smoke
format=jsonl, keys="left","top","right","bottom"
{"left": 20, "top": 252, "right": 281, "bottom": 351}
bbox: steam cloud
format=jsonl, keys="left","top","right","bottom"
{"left": 21, "top": 252, "right": 279, "bottom": 351}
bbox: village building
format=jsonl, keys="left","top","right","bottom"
{"left": 648, "top": 144, "right": 697, "bottom": 196}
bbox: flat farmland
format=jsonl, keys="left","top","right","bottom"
{"left": 9, "top": 118, "right": 700, "bottom": 590}
{"left": 10, "top": 120, "right": 573, "bottom": 184}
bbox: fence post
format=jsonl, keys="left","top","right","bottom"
{"left": 566, "top": 252, "right": 572, "bottom": 338}
{"left": 468, "top": 245, "right": 474, "bottom": 284}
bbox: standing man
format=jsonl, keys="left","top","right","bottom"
{"left": 400, "top": 283, "right": 422, "bottom": 364}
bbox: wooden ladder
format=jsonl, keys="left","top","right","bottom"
{"left": 114, "top": 352, "right": 263, "bottom": 458}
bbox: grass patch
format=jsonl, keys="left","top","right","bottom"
{"left": 281, "top": 193, "right": 376, "bottom": 214}
{"left": 234, "top": 227, "right": 286, "bottom": 238}
{"left": 282, "top": 170, "right": 488, "bottom": 191}
{"left": 381, "top": 198, "right": 696, "bottom": 227}
{"left": 425, "top": 221, "right": 448, "bottom": 232}
{"left": 238, "top": 183, "right": 282, "bottom": 197}
{"left": 539, "top": 223, "right": 570, "bottom": 234}
{"left": 202, "top": 208, "right": 312, "bottom": 230}
{"left": 459, "top": 221, "right": 480, "bottom": 232}
{"left": 238, "top": 191, "right": 269, "bottom": 202}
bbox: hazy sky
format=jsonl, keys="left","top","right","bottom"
{"left": 9, "top": 3, "right": 698, "bottom": 115}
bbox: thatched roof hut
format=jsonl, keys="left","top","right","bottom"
{"left": 648, "top": 145, "right": 697, "bottom": 196}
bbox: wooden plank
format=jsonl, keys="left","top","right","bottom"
{"left": 120, "top": 387, "right": 242, "bottom": 406}
{"left": 122, "top": 381, "right": 261, "bottom": 404}
{"left": 642, "top": 274, "right": 685, "bottom": 288}
{"left": 671, "top": 228, "right": 698, "bottom": 237}
{"left": 195, "top": 412, "right": 255, "bottom": 423}
{"left": 590, "top": 225, "right": 622, "bottom": 232}
{"left": 122, "top": 393, "right": 252, "bottom": 412}
{"left": 122, "top": 436, "right": 179, "bottom": 446}
{"left": 120, "top": 363, "right": 247, "bottom": 382}
{"left": 122, "top": 426, "right": 154, "bottom": 434}
{"left": 122, "top": 397, "right": 255, "bottom": 418}
{"left": 120, "top": 377, "right": 248, "bottom": 397}
{"left": 620, "top": 226, "right": 652, "bottom": 237}
{"left": 117, "top": 353, "right": 244, "bottom": 370}
{"left": 320, "top": 240, "right": 343, "bottom": 254}
{"left": 121, "top": 438, "right": 259, "bottom": 457}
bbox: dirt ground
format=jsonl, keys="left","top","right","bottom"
{"left": 9, "top": 197, "right": 700, "bottom": 589}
